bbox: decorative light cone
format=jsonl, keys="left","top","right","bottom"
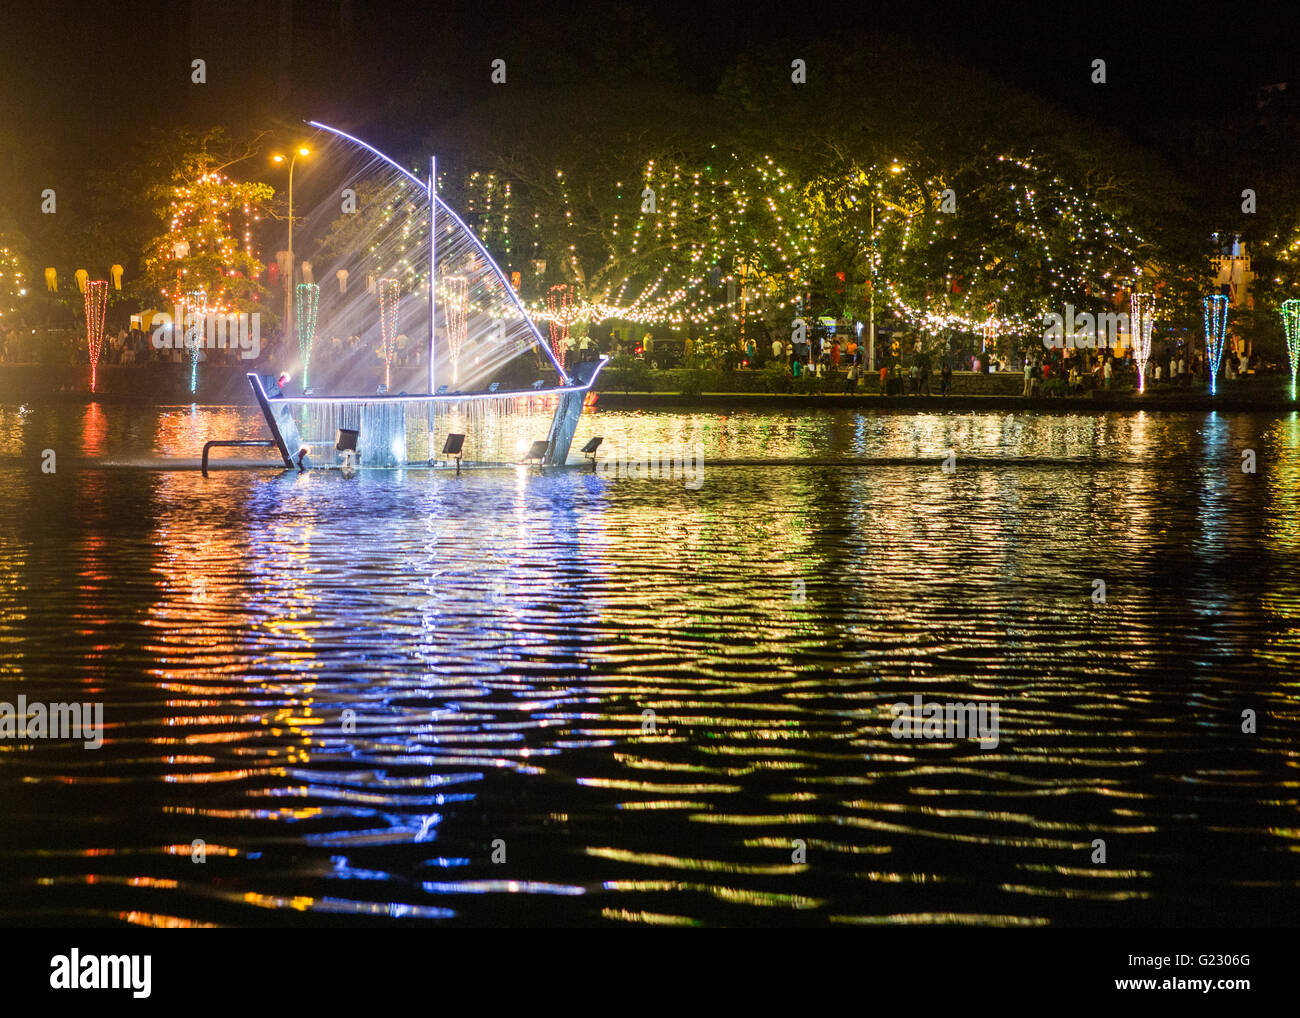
{"left": 84, "top": 280, "right": 108, "bottom": 392}
{"left": 378, "top": 278, "right": 400, "bottom": 389}
{"left": 443, "top": 275, "right": 468, "bottom": 385}
{"left": 546, "top": 284, "right": 572, "bottom": 370}
{"left": 1282, "top": 299, "right": 1300, "bottom": 399}
{"left": 296, "top": 282, "right": 320, "bottom": 389}
{"left": 1203, "top": 294, "right": 1229, "bottom": 396}
{"left": 185, "top": 292, "right": 207, "bottom": 395}
{"left": 1130, "top": 292, "right": 1156, "bottom": 393}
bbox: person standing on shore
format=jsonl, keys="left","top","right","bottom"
{"left": 830, "top": 340, "right": 840, "bottom": 370}
{"left": 941, "top": 360, "right": 952, "bottom": 395}
{"left": 1023, "top": 357, "right": 1033, "bottom": 397}
{"left": 1103, "top": 357, "right": 1112, "bottom": 389}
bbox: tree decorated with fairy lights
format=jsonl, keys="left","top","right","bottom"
{"left": 140, "top": 155, "right": 273, "bottom": 320}
{"left": 864, "top": 154, "right": 1148, "bottom": 342}
{"left": 0, "top": 234, "right": 29, "bottom": 325}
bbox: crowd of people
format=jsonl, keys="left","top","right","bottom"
{"left": 0, "top": 318, "right": 1267, "bottom": 398}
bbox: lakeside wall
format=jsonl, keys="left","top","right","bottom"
{"left": 2, "top": 363, "right": 1295, "bottom": 413}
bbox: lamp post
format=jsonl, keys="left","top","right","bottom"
{"left": 272, "top": 147, "right": 310, "bottom": 346}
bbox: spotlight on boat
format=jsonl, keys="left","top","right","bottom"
{"left": 521, "top": 439, "right": 550, "bottom": 468}
{"left": 336, "top": 428, "right": 359, "bottom": 470}
{"left": 442, "top": 433, "right": 466, "bottom": 475}
{"left": 581, "top": 436, "right": 603, "bottom": 470}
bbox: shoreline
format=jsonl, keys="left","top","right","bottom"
{"left": 590, "top": 391, "right": 1300, "bottom": 413}
{"left": 1, "top": 364, "right": 1294, "bottom": 413}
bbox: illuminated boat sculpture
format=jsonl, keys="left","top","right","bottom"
{"left": 248, "top": 121, "right": 606, "bottom": 469}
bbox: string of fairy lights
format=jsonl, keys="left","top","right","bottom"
{"left": 457, "top": 149, "right": 1146, "bottom": 340}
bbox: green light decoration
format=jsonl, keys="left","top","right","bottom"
{"left": 296, "top": 282, "right": 320, "bottom": 389}
{"left": 1203, "top": 294, "right": 1229, "bottom": 396}
{"left": 1282, "top": 299, "right": 1300, "bottom": 398}
{"left": 1130, "top": 292, "right": 1156, "bottom": 393}
{"left": 378, "top": 277, "right": 400, "bottom": 389}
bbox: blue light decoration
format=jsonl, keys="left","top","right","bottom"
{"left": 1282, "top": 299, "right": 1300, "bottom": 399}
{"left": 1203, "top": 294, "right": 1229, "bottom": 396}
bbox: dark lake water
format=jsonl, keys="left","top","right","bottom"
{"left": 2, "top": 402, "right": 1299, "bottom": 926}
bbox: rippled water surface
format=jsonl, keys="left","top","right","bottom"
{"left": 2, "top": 402, "right": 1299, "bottom": 926}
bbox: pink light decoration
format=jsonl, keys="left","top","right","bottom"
{"left": 546, "top": 284, "right": 572, "bottom": 370}
{"left": 84, "top": 279, "right": 108, "bottom": 392}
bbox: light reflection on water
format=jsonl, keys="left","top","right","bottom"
{"left": 0, "top": 404, "right": 1299, "bottom": 926}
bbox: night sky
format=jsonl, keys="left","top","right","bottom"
{"left": 2, "top": 0, "right": 1297, "bottom": 201}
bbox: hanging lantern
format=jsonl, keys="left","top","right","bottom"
{"left": 75, "top": 269, "right": 89, "bottom": 294}
{"left": 267, "top": 263, "right": 279, "bottom": 287}
{"left": 367, "top": 273, "right": 376, "bottom": 294}
{"left": 336, "top": 268, "right": 349, "bottom": 294}
{"left": 44, "top": 267, "right": 57, "bottom": 292}
{"left": 173, "top": 240, "right": 190, "bottom": 260}
{"left": 110, "top": 264, "right": 124, "bottom": 290}
{"left": 300, "top": 260, "right": 314, "bottom": 285}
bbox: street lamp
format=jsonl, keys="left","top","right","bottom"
{"left": 271, "top": 147, "right": 310, "bottom": 342}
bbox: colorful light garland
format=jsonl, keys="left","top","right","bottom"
{"left": 1281, "top": 299, "right": 1300, "bottom": 397}
{"left": 1202, "top": 294, "right": 1229, "bottom": 396}
{"left": 84, "top": 279, "right": 108, "bottom": 392}
{"left": 378, "top": 277, "right": 400, "bottom": 388}
{"left": 296, "top": 282, "right": 320, "bottom": 389}
{"left": 1130, "top": 292, "right": 1156, "bottom": 393}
